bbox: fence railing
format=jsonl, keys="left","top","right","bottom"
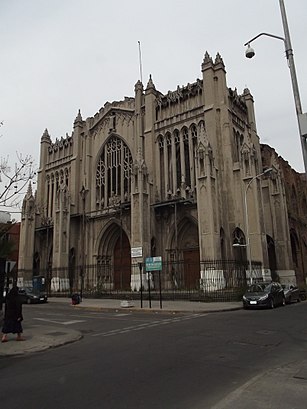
{"left": 18, "top": 259, "right": 264, "bottom": 302}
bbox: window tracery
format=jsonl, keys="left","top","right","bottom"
{"left": 96, "top": 135, "right": 132, "bottom": 209}
{"left": 157, "top": 123, "right": 199, "bottom": 200}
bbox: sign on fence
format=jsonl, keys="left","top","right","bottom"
{"left": 145, "top": 256, "right": 162, "bottom": 271}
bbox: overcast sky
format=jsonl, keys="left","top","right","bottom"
{"left": 1, "top": 0, "right": 306, "bottom": 215}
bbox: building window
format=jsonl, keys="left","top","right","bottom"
{"left": 174, "top": 130, "right": 181, "bottom": 191}
{"left": 166, "top": 133, "right": 172, "bottom": 193}
{"left": 96, "top": 135, "right": 132, "bottom": 209}
{"left": 183, "top": 129, "right": 191, "bottom": 188}
{"left": 158, "top": 135, "right": 165, "bottom": 198}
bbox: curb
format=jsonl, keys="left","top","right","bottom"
{"left": 0, "top": 330, "right": 83, "bottom": 357}
{"left": 73, "top": 304, "right": 243, "bottom": 314}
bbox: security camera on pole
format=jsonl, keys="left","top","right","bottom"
{"left": 244, "top": 0, "right": 307, "bottom": 176}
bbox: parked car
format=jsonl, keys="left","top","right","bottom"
{"left": 243, "top": 282, "right": 285, "bottom": 309}
{"left": 18, "top": 287, "right": 48, "bottom": 304}
{"left": 282, "top": 284, "right": 301, "bottom": 304}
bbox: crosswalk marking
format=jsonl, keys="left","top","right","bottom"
{"left": 92, "top": 313, "right": 205, "bottom": 337}
{"left": 34, "top": 318, "right": 86, "bottom": 325}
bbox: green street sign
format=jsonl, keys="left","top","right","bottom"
{"left": 145, "top": 256, "right": 162, "bottom": 271}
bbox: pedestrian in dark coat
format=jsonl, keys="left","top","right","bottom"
{"left": 1, "top": 286, "right": 24, "bottom": 342}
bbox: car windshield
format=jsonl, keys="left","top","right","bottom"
{"left": 246, "top": 284, "right": 265, "bottom": 293}
{"left": 20, "top": 287, "right": 33, "bottom": 293}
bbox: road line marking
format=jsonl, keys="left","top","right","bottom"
{"left": 33, "top": 318, "right": 86, "bottom": 325}
{"left": 115, "top": 313, "right": 130, "bottom": 317}
{"left": 91, "top": 313, "right": 205, "bottom": 337}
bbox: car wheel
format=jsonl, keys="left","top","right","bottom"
{"left": 26, "top": 298, "right": 31, "bottom": 304}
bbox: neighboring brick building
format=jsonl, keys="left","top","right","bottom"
{"left": 0, "top": 220, "right": 20, "bottom": 287}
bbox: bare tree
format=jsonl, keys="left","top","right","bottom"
{"left": 0, "top": 153, "right": 36, "bottom": 208}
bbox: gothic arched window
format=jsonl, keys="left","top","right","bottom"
{"left": 174, "top": 129, "right": 181, "bottom": 191}
{"left": 183, "top": 127, "right": 191, "bottom": 188}
{"left": 96, "top": 135, "right": 133, "bottom": 209}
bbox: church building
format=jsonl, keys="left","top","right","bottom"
{"left": 18, "top": 52, "right": 305, "bottom": 295}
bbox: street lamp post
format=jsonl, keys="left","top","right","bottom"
{"left": 244, "top": 0, "right": 307, "bottom": 175}
{"left": 244, "top": 168, "right": 273, "bottom": 284}
{"left": 80, "top": 186, "right": 88, "bottom": 301}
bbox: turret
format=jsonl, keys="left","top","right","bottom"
{"left": 71, "top": 109, "right": 84, "bottom": 213}
{"left": 39, "top": 128, "right": 51, "bottom": 169}
{"left": 243, "top": 88, "right": 257, "bottom": 133}
{"left": 213, "top": 53, "right": 227, "bottom": 105}
{"left": 144, "top": 74, "right": 156, "bottom": 132}
{"left": 74, "top": 109, "right": 83, "bottom": 129}
{"left": 37, "top": 129, "right": 51, "bottom": 215}
{"left": 18, "top": 182, "right": 36, "bottom": 281}
{"left": 134, "top": 80, "right": 143, "bottom": 114}
{"left": 201, "top": 52, "right": 227, "bottom": 106}
{"left": 201, "top": 52, "right": 214, "bottom": 106}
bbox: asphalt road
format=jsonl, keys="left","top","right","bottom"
{"left": 1, "top": 301, "right": 307, "bottom": 409}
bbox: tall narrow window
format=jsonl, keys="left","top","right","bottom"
{"left": 183, "top": 129, "right": 191, "bottom": 188}
{"left": 191, "top": 125, "right": 198, "bottom": 189}
{"left": 96, "top": 135, "right": 132, "bottom": 209}
{"left": 174, "top": 130, "right": 181, "bottom": 191}
{"left": 46, "top": 177, "right": 50, "bottom": 217}
{"left": 158, "top": 136, "right": 165, "bottom": 198}
{"left": 166, "top": 133, "right": 172, "bottom": 193}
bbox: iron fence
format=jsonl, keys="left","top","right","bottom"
{"left": 18, "top": 259, "right": 263, "bottom": 302}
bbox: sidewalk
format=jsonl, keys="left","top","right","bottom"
{"left": 60, "top": 297, "right": 243, "bottom": 314}
{"left": 0, "top": 298, "right": 242, "bottom": 357}
{"left": 210, "top": 359, "right": 307, "bottom": 409}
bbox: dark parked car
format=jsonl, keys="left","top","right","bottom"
{"left": 18, "top": 287, "right": 48, "bottom": 304}
{"left": 243, "top": 282, "right": 285, "bottom": 309}
{"left": 282, "top": 284, "right": 301, "bottom": 304}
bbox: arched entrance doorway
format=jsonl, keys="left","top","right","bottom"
{"left": 97, "top": 222, "right": 131, "bottom": 291}
{"left": 169, "top": 217, "right": 200, "bottom": 289}
{"left": 114, "top": 232, "right": 131, "bottom": 290}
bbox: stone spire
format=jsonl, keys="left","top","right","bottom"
{"left": 134, "top": 80, "right": 144, "bottom": 93}
{"left": 201, "top": 51, "right": 213, "bottom": 71}
{"left": 74, "top": 109, "right": 83, "bottom": 127}
{"left": 41, "top": 128, "right": 51, "bottom": 143}
{"left": 21, "top": 181, "right": 35, "bottom": 219}
{"left": 146, "top": 74, "right": 156, "bottom": 91}
{"left": 214, "top": 52, "right": 225, "bottom": 67}
{"left": 26, "top": 181, "right": 33, "bottom": 198}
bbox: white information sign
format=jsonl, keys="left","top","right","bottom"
{"left": 131, "top": 247, "right": 143, "bottom": 258}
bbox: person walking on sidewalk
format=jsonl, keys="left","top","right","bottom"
{"left": 1, "top": 286, "right": 24, "bottom": 342}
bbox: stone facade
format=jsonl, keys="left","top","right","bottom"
{"left": 18, "top": 52, "right": 306, "bottom": 291}
{"left": 261, "top": 144, "right": 307, "bottom": 285}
